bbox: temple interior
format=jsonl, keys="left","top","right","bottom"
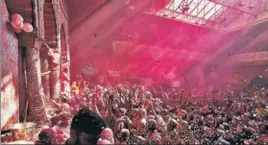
{"left": 1, "top": 0, "right": 268, "bottom": 144}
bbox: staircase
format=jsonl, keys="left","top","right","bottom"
{"left": 44, "top": 0, "right": 57, "bottom": 48}
{"left": 43, "top": 0, "right": 58, "bottom": 121}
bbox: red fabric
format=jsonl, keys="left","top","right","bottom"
{"left": 60, "top": 72, "right": 70, "bottom": 81}
{"left": 51, "top": 59, "right": 60, "bottom": 69}
{"left": 55, "top": 134, "right": 64, "bottom": 144}
{"left": 52, "top": 125, "right": 64, "bottom": 134}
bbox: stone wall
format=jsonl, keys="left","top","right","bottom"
{"left": 1, "top": 0, "right": 70, "bottom": 128}
{"left": 1, "top": 0, "right": 19, "bottom": 130}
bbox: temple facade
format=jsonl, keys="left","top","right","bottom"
{"left": 1, "top": 0, "right": 70, "bottom": 130}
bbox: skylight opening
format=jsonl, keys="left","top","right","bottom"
{"left": 157, "top": 0, "right": 227, "bottom": 26}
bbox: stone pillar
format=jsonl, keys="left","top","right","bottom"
{"left": 49, "top": 69, "right": 60, "bottom": 100}
{"left": 25, "top": 42, "right": 46, "bottom": 124}
{"left": 49, "top": 50, "right": 61, "bottom": 100}
{"left": 40, "top": 52, "right": 50, "bottom": 100}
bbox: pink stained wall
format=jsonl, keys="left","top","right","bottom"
{"left": 1, "top": 0, "right": 19, "bottom": 130}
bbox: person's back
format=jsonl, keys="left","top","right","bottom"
{"left": 65, "top": 108, "right": 106, "bottom": 145}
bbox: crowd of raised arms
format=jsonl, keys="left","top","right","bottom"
{"left": 35, "top": 74, "right": 268, "bottom": 145}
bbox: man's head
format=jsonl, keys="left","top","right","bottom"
{"left": 140, "top": 108, "right": 147, "bottom": 118}
{"left": 66, "top": 108, "right": 106, "bottom": 145}
{"left": 119, "top": 107, "right": 127, "bottom": 116}
{"left": 38, "top": 129, "right": 56, "bottom": 145}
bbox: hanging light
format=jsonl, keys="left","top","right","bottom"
{"left": 11, "top": 13, "right": 23, "bottom": 23}
{"left": 10, "top": 13, "right": 24, "bottom": 29}
{"left": 23, "top": 22, "right": 33, "bottom": 33}
{"left": 11, "top": 20, "right": 23, "bottom": 29}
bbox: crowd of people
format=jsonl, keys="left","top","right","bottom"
{"left": 36, "top": 74, "right": 268, "bottom": 145}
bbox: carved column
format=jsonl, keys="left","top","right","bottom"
{"left": 40, "top": 51, "right": 50, "bottom": 100}
{"left": 25, "top": 40, "right": 46, "bottom": 123}
{"left": 49, "top": 56, "right": 61, "bottom": 100}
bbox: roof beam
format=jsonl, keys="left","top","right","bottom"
{"left": 163, "top": 8, "right": 217, "bottom": 24}
{"left": 207, "top": 5, "right": 223, "bottom": 20}
{"left": 174, "top": 0, "right": 195, "bottom": 12}
{"left": 212, "top": 0, "right": 256, "bottom": 16}
{"left": 193, "top": 0, "right": 211, "bottom": 17}
{"left": 188, "top": 0, "right": 204, "bottom": 15}
{"left": 201, "top": 2, "right": 217, "bottom": 19}
{"left": 160, "top": 0, "right": 175, "bottom": 15}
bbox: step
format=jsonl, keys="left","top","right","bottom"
{"left": 44, "top": 8, "right": 54, "bottom": 14}
{"left": 44, "top": 21, "right": 56, "bottom": 27}
{"left": 47, "top": 41, "right": 57, "bottom": 48}
{"left": 44, "top": 13, "right": 55, "bottom": 21}
{"left": 45, "top": 35, "right": 57, "bottom": 40}
{"left": 44, "top": 3, "right": 53, "bottom": 8}
{"left": 44, "top": 24, "right": 56, "bottom": 30}
{"left": 45, "top": 29, "right": 57, "bottom": 35}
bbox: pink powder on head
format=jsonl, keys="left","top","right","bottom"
{"left": 120, "top": 128, "right": 130, "bottom": 139}
{"left": 97, "top": 138, "right": 112, "bottom": 144}
{"left": 101, "top": 128, "right": 114, "bottom": 143}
